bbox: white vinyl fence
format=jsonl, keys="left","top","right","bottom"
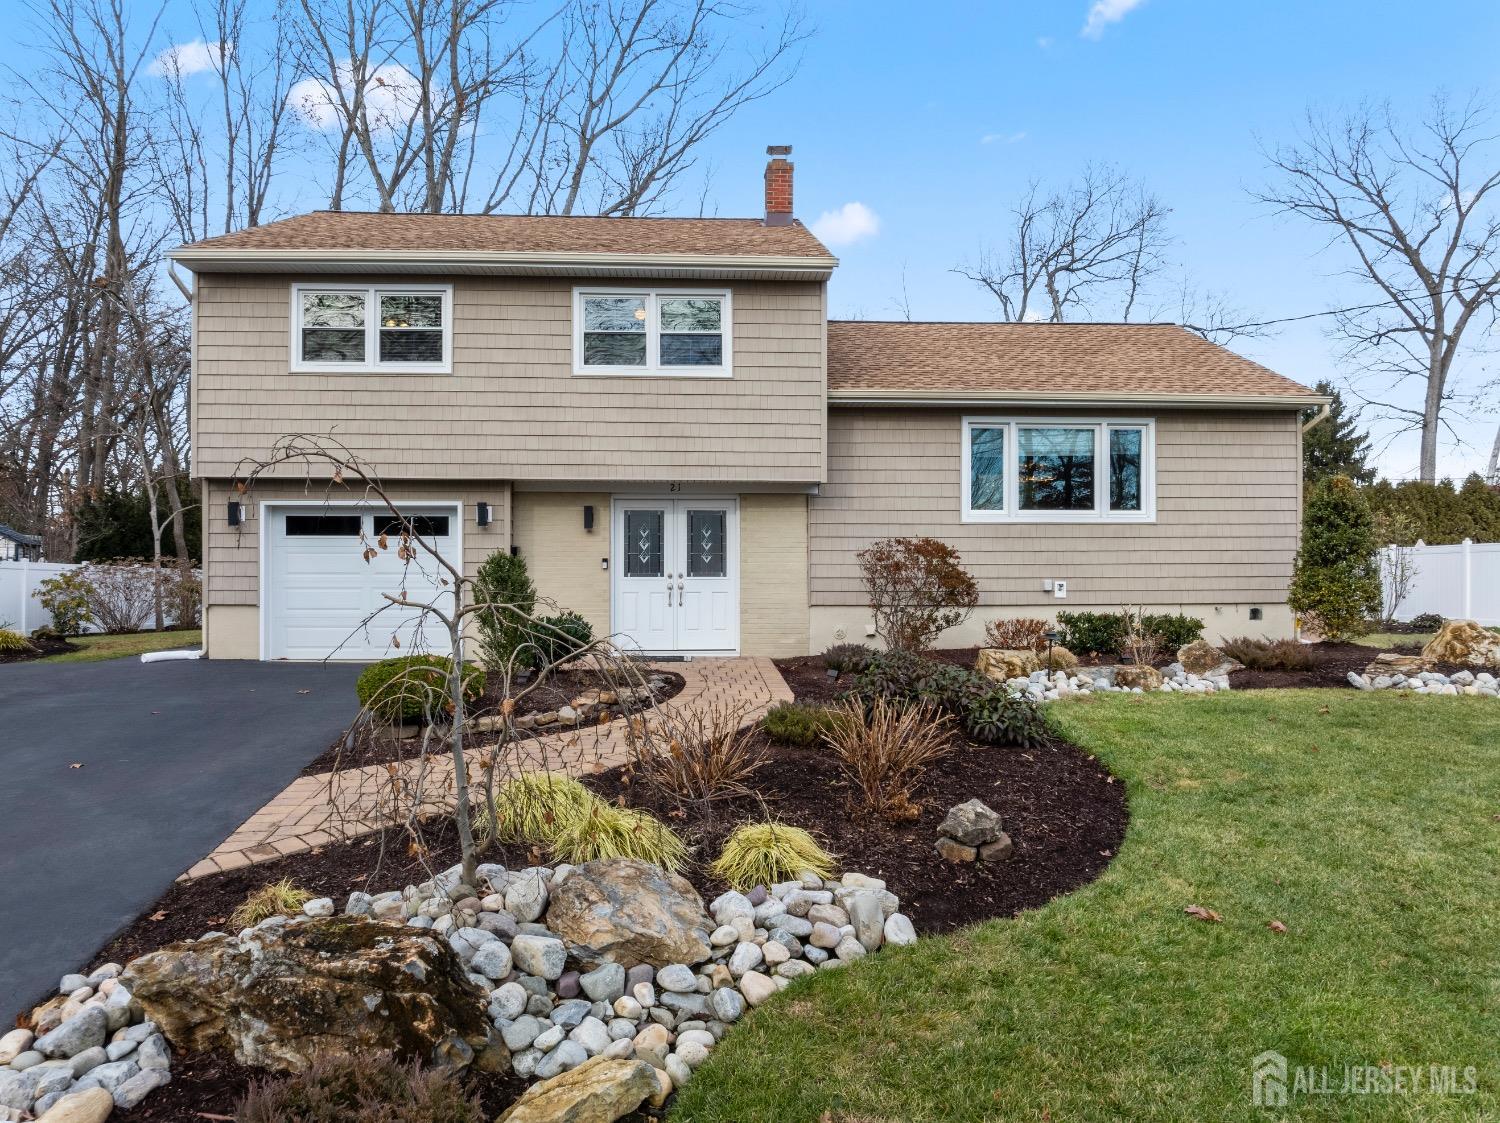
{"left": 1382, "top": 539, "right": 1500, "bottom": 626}
{"left": 0, "top": 559, "right": 81, "bottom": 633}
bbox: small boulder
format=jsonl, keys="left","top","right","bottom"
{"left": 546, "top": 859, "right": 713, "bottom": 968}
{"left": 34, "top": 1088, "right": 115, "bottom": 1123}
{"left": 978, "top": 833, "right": 1014, "bottom": 861}
{"left": 976, "top": 648, "right": 1040, "bottom": 681}
{"left": 937, "top": 799, "right": 1003, "bottom": 847}
{"left": 1111, "top": 664, "right": 1164, "bottom": 691}
{"left": 1176, "top": 639, "right": 1235, "bottom": 675}
{"left": 499, "top": 1054, "right": 659, "bottom": 1123}
{"left": 935, "top": 837, "right": 977, "bottom": 863}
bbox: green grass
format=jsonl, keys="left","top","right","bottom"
{"left": 1351, "top": 632, "right": 1434, "bottom": 649}
{"left": 673, "top": 691, "right": 1500, "bottom": 1122}
{"left": 37, "top": 629, "right": 202, "bottom": 664}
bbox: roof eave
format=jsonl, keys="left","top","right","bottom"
{"left": 827, "top": 389, "right": 1329, "bottom": 409}
{"left": 167, "top": 247, "right": 838, "bottom": 281}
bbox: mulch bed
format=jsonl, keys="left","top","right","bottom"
{"left": 0, "top": 633, "right": 76, "bottom": 663}
{"left": 298, "top": 668, "right": 685, "bottom": 776}
{"left": 777, "top": 641, "right": 1468, "bottom": 697}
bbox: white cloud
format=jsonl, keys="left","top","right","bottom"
{"left": 981, "top": 131, "right": 1028, "bottom": 145}
{"left": 288, "top": 61, "right": 425, "bottom": 131}
{"left": 148, "top": 39, "right": 230, "bottom": 78}
{"left": 1037, "top": 36, "right": 1054, "bottom": 49}
{"left": 810, "top": 201, "right": 880, "bottom": 247}
{"left": 1081, "top": 0, "right": 1146, "bottom": 39}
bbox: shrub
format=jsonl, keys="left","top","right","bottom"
{"left": 355, "top": 656, "right": 486, "bottom": 723}
{"left": 762, "top": 702, "right": 844, "bottom": 747}
{"left": 162, "top": 560, "right": 202, "bottom": 628}
{"left": 1289, "top": 476, "right": 1382, "bottom": 640}
{"left": 983, "top": 617, "right": 1050, "bottom": 653}
{"left": 821, "top": 642, "right": 872, "bottom": 674}
{"left": 1218, "top": 636, "right": 1317, "bottom": 672}
{"left": 528, "top": 611, "right": 593, "bottom": 667}
{"left": 962, "top": 683, "right": 1053, "bottom": 748}
{"left": 0, "top": 628, "right": 37, "bottom": 655}
{"left": 230, "top": 879, "right": 312, "bottom": 928}
{"left": 847, "top": 650, "right": 1052, "bottom": 749}
{"left": 472, "top": 551, "right": 537, "bottom": 671}
{"left": 77, "top": 560, "right": 157, "bottom": 633}
{"left": 856, "top": 536, "right": 978, "bottom": 652}
{"left": 549, "top": 801, "right": 687, "bottom": 871}
{"left": 236, "top": 1055, "right": 484, "bottom": 1123}
{"left": 712, "top": 822, "right": 837, "bottom": 890}
{"left": 1055, "top": 611, "right": 1127, "bottom": 657}
{"left": 1410, "top": 612, "right": 1444, "bottom": 632}
{"left": 628, "top": 699, "right": 763, "bottom": 808}
{"left": 35, "top": 569, "right": 94, "bottom": 635}
{"left": 821, "top": 698, "right": 954, "bottom": 820}
{"left": 483, "top": 773, "right": 597, "bottom": 846}
{"left": 1142, "top": 612, "right": 1204, "bottom": 650}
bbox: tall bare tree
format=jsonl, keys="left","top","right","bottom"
{"left": 956, "top": 165, "right": 1171, "bottom": 322}
{"left": 1259, "top": 95, "right": 1500, "bottom": 484}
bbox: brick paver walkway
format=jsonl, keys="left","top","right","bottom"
{"left": 181, "top": 657, "right": 792, "bottom": 880}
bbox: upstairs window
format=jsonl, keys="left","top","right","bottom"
{"left": 962, "top": 417, "right": 1154, "bottom": 522}
{"left": 292, "top": 284, "right": 451, "bottom": 373}
{"left": 574, "top": 288, "right": 730, "bottom": 376}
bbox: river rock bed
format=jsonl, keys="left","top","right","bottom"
{"left": 20, "top": 857, "right": 913, "bottom": 1118}
{"left": 0, "top": 966, "right": 170, "bottom": 1120}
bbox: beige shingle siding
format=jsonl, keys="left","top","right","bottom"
{"left": 203, "top": 479, "right": 510, "bottom": 607}
{"left": 810, "top": 408, "right": 1301, "bottom": 607}
{"left": 193, "top": 274, "right": 826, "bottom": 483}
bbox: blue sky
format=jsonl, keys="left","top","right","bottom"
{"left": 7, "top": 0, "right": 1499, "bottom": 481}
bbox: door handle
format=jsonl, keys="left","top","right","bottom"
{"left": 666, "top": 580, "right": 673, "bottom": 607}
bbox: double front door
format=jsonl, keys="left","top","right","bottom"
{"left": 612, "top": 498, "right": 738, "bottom": 654}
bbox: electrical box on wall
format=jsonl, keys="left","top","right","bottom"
{"left": 865, "top": 621, "right": 877, "bottom": 637}
{"left": 1054, "top": 580, "right": 1068, "bottom": 599}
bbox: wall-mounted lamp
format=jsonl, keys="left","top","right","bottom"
{"left": 476, "top": 501, "right": 492, "bottom": 528}
{"left": 227, "top": 500, "right": 243, "bottom": 527}
{"left": 583, "top": 504, "right": 595, "bottom": 531}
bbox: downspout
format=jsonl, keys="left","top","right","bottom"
{"left": 168, "top": 262, "right": 194, "bottom": 303}
{"left": 1300, "top": 400, "right": 1331, "bottom": 434}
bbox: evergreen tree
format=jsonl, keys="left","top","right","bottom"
{"left": 1289, "top": 475, "right": 1382, "bottom": 640}
{"left": 1303, "top": 381, "right": 1375, "bottom": 486}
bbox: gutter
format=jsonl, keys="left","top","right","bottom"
{"left": 167, "top": 246, "right": 839, "bottom": 280}
{"left": 1300, "top": 400, "right": 1332, "bottom": 433}
{"left": 828, "top": 390, "right": 1332, "bottom": 411}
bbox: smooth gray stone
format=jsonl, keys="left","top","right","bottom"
{"left": 35, "top": 1007, "right": 108, "bottom": 1059}
{"left": 579, "top": 962, "right": 626, "bottom": 1003}
{"left": 533, "top": 1040, "right": 587, "bottom": 1080}
{"left": 114, "top": 1066, "right": 171, "bottom": 1110}
{"left": 499, "top": 1014, "right": 544, "bottom": 1051}
{"left": 137, "top": 1034, "right": 171, "bottom": 1070}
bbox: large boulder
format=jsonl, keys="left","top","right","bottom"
{"left": 1363, "top": 652, "right": 1429, "bottom": 678}
{"left": 122, "top": 917, "right": 503, "bottom": 1075}
{"left": 976, "top": 649, "right": 1040, "bottom": 681}
{"left": 545, "top": 859, "right": 713, "bottom": 968}
{"left": 1423, "top": 620, "right": 1500, "bottom": 668}
{"left": 497, "top": 1054, "right": 659, "bottom": 1123}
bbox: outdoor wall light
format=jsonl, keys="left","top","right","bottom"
{"left": 227, "top": 500, "right": 243, "bottom": 527}
{"left": 476, "top": 501, "right": 492, "bottom": 528}
{"left": 583, "top": 504, "right": 595, "bottom": 531}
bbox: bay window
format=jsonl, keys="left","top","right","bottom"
{"left": 574, "top": 288, "right": 731, "bottom": 376}
{"left": 292, "top": 284, "right": 451, "bottom": 373}
{"left": 962, "top": 417, "right": 1154, "bottom": 522}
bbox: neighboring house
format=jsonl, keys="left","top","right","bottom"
{"left": 0, "top": 524, "right": 43, "bottom": 563}
{"left": 169, "top": 147, "right": 1324, "bottom": 662}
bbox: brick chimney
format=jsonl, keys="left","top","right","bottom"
{"left": 764, "top": 145, "right": 793, "bottom": 226}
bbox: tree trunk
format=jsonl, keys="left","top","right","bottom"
{"left": 1487, "top": 421, "right": 1500, "bottom": 485}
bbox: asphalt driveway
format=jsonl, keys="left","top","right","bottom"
{"left": 0, "top": 657, "right": 363, "bottom": 1021}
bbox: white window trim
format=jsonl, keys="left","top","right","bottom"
{"left": 572, "top": 286, "right": 732, "bottom": 378}
{"left": 290, "top": 283, "right": 453, "bottom": 374}
{"left": 960, "top": 416, "right": 1156, "bottom": 524}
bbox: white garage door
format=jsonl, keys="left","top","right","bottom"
{"left": 265, "top": 505, "right": 459, "bottom": 661}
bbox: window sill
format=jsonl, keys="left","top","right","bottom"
{"left": 290, "top": 364, "right": 453, "bottom": 376}
{"left": 961, "top": 511, "right": 1157, "bottom": 525}
{"left": 571, "top": 367, "right": 733, "bottom": 380}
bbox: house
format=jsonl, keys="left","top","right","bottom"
{"left": 169, "top": 147, "right": 1324, "bottom": 662}
{"left": 0, "top": 524, "right": 43, "bottom": 563}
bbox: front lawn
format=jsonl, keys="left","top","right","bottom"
{"left": 673, "top": 691, "right": 1500, "bottom": 1122}
{"left": 37, "top": 628, "right": 202, "bottom": 664}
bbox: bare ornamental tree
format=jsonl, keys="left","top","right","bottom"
{"left": 1259, "top": 94, "right": 1500, "bottom": 484}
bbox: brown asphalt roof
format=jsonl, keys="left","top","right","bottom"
{"left": 178, "top": 210, "right": 834, "bottom": 259}
{"left": 826, "top": 321, "right": 1318, "bottom": 400}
